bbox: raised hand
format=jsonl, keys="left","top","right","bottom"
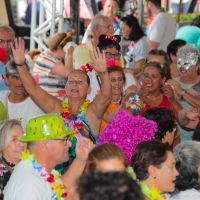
{"left": 163, "top": 83, "right": 175, "bottom": 102}
{"left": 90, "top": 46, "right": 107, "bottom": 73}
{"left": 11, "top": 37, "right": 26, "bottom": 66}
{"left": 75, "top": 137, "right": 95, "bottom": 162}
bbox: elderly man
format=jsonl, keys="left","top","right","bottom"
{"left": 73, "top": 14, "right": 114, "bottom": 69}
{"left": 11, "top": 38, "right": 111, "bottom": 141}
{"left": 145, "top": 0, "right": 176, "bottom": 51}
{"left": 0, "top": 25, "right": 15, "bottom": 91}
{"left": 4, "top": 114, "right": 93, "bottom": 200}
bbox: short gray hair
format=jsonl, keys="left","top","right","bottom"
{"left": 0, "top": 25, "right": 15, "bottom": 38}
{"left": 0, "top": 119, "right": 22, "bottom": 157}
{"left": 91, "top": 14, "right": 110, "bottom": 31}
{"left": 174, "top": 141, "right": 200, "bottom": 190}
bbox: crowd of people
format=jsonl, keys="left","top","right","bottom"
{"left": 0, "top": 0, "right": 199, "bottom": 200}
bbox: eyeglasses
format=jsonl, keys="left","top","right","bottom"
{"left": 51, "top": 136, "right": 70, "bottom": 145}
{"left": 0, "top": 39, "right": 14, "bottom": 46}
{"left": 105, "top": 52, "right": 121, "bottom": 60}
{"left": 67, "top": 79, "right": 87, "bottom": 85}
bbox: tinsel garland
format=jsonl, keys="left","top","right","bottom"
{"left": 98, "top": 108, "right": 157, "bottom": 164}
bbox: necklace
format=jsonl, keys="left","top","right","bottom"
{"left": 60, "top": 98, "right": 90, "bottom": 136}
{"left": 141, "top": 183, "right": 166, "bottom": 200}
{"left": 21, "top": 151, "right": 67, "bottom": 200}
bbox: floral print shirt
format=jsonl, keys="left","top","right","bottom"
{"left": 0, "top": 157, "right": 15, "bottom": 200}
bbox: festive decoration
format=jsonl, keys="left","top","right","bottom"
{"left": 124, "top": 40, "right": 138, "bottom": 63}
{"left": 125, "top": 94, "right": 145, "bottom": 115}
{"left": 177, "top": 44, "right": 199, "bottom": 72}
{"left": 0, "top": 101, "right": 8, "bottom": 121}
{"left": 98, "top": 108, "right": 157, "bottom": 164}
{"left": 146, "top": 16, "right": 154, "bottom": 27}
{"left": 105, "top": 35, "right": 119, "bottom": 42}
{"left": 21, "top": 151, "right": 67, "bottom": 200}
{"left": 81, "top": 63, "right": 93, "bottom": 73}
{"left": 0, "top": 48, "right": 6, "bottom": 63}
{"left": 61, "top": 98, "right": 90, "bottom": 137}
{"left": 106, "top": 58, "right": 121, "bottom": 68}
{"left": 20, "top": 114, "right": 71, "bottom": 142}
{"left": 141, "top": 183, "right": 166, "bottom": 200}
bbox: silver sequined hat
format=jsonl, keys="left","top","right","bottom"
{"left": 177, "top": 44, "right": 199, "bottom": 73}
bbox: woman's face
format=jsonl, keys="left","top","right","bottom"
{"left": 96, "top": 157, "right": 126, "bottom": 172}
{"left": 3, "top": 125, "right": 27, "bottom": 164}
{"left": 142, "top": 66, "right": 164, "bottom": 93}
{"left": 109, "top": 71, "right": 125, "bottom": 95}
{"left": 104, "top": 47, "right": 121, "bottom": 61}
{"left": 153, "top": 151, "right": 179, "bottom": 193}
{"left": 120, "top": 21, "right": 131, "bottom": 40}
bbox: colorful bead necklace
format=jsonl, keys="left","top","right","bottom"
{"left": 60, "top": 98, "right": 90, "bottom": 136}
{"left": 21, "top": 151, "right": 67, "bottom": 200}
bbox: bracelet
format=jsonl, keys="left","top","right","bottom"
{"left": 14, "top": 62, "right": 25, "bottom": 66}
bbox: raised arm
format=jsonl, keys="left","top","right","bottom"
{"left": 11, "top": 38, "right": 61, "bottom": 113}
{"left": 89, "top": 47, "right": 111, "bottom": 119}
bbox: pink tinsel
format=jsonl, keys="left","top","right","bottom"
{"left": 98, "top": 108, "right": 157, "bottom": 164}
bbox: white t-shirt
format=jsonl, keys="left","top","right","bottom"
{"left": 0, "top": 91, "right": 44, "bottom": 130}
{"left": 148, "top": 12, "right": 177, "bottom": 51}
{"left": 125, "top": 37, "right": 148, "bottom": 68}
{"left": 169, "top": 189, "right": 200, "bottom": 200}
{"left": 4, "top": 161, "right": 52, "bottom": 200}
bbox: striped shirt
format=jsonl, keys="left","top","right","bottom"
{"left": 32, "top": 51, "right": 66, "bottom": 98}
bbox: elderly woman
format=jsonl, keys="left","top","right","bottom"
{"left": 132, "top": 141, "right": 179, "bottom": 199}
{"left": 170, "top": 141, "right": 200, "bottom": 199}
{"left": 0, "top": 119, "right": 27, "bottom": 199}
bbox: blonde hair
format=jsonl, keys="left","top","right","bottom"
{"left": 0, "top": 119, "right": 21, "bottom": 157}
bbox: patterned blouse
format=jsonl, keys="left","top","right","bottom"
{"left": 0, "top": 157, "right": 15, "bottom": 200}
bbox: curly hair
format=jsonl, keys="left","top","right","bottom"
{"left": 77, "top": 172, "right": 144, "bottom": 200}
{"left": 174, "top": 141, "right": 200, "bottom": 191}
{"left": 132, "top": 141, "right": 171, "bottom": 180}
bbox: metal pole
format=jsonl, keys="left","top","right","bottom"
{"left": 138, "top": 0, "right": 144, "bottom": 27}
{"left": 51, "top": 0, "right": 56, "bottom": 35}
{"left": 58, "top": 0, "right": 64, "bottom": 32}
{"left": 30, "top": 0, "right": 37, "bottom": 49}
{"left": 70, "top": 0, "right": 80, "bottom": 44}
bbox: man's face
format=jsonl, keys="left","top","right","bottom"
{"left": 48, "top": 137, "right": 71, "bottom": 164}
{"left": 103, "top": 0, "right": 119, "bottom": 17}
{"left": 0, "top": 29, "right": 14, "bottom": 60}
{"left": 5, "top": 73, "right": 27, "bottom": 96}
{"left": 93, "top": 18, "right": 114, "bottom": 46}
{"left": 65, "top": 71, "right": 89, "bottom": 99}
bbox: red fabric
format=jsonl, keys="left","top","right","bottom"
{"left": 141, "top": 96, "right": 173, "bottom": 114}
{"left": 0, "top": 48, "right": 7, "bottom": 63}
